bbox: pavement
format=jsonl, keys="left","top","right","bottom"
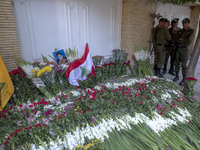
{"left": 163, "top": 57, "right": 200, "bottom": 102}
{"left": 193, "top": 58, "right": 200, "bottom": 101}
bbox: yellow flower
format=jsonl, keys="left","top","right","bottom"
{"left": 73, "top": 144, "right": 83, "bottom": 150}
{"left": 45, "top": 66, "right": 52, "bottom": 72}
{"left": 32, "top": 69, "right": 36, "bottom": 74}
{"left": 36, "top": 66, "right": 52, "bottom": 77}
{"left": 84, "top": 143, "right": 94, "bottom": 149}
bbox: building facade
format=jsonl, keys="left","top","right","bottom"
{"left": 0, "top": 0, "right": 199, "bottom": 71}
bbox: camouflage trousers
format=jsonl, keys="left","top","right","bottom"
{"left": 154, "top": 48, "right": 158, "bottom": 66}
{"left": 174, "top": 47, "right": 188, "bottom": 75}
{"left": 156, "top": 45, "right": 167, "bottom": 69}
{"left": 164, "top": 47, "right": 176, "bottom": 67}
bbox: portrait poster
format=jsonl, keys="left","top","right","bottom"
{"left": 53, "top": 50, "right": 68, "bottom": 65}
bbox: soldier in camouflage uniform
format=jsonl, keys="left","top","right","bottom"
{"left": 163, "top": 18, "right": 181, "bottom": 75}
{"left": 152, "top": 18, "right": 165, "bottom": 76}
{"left": 156, "top": 19, "right": 172, "bottom": 78}
{"left": 173, "top": 18, "right": 194, "bottom": 86}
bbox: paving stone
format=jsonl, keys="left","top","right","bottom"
{"left": 163, "top": 57, "right": 200, "bottom": 102}
{"left": 0, "top": 145, "right": 4, "bottom": 150}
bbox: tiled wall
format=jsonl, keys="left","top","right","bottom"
{"left": 121, "top": 0, "right": 156, "bottom": 64}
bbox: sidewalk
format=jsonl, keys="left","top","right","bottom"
{"left": 193, "top": 58, "right": 200, "bottom": 101}
{"left": 163, "top": 57, "right": 200, "bottom": 102}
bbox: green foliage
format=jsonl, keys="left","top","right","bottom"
{"left": 78, "top": 63, "right": 130, "bottom": 89}
{"left": 41, "top": 54, "right": 48, "bottom": 62}
{"left": 112, "top": 49, "right": 128, "bottom": 63}
{"left": 134, "top": 46, "right": 148, "bottom": 52}
{"left": 9, "top": 68, "right": 40, "bottom": 104}
{"left": 39, "top": 68, "right": 73, "bottom": 97}
{"left": 163, "top": 0, "right": 199, "bottom": 4}
{"left": 103, "top": 119, "right": 200, "bottom": 150}
{"left": 185, "top": 79, "right": 197, "bottom": 100}
{"left": 65, "top": 47, "right": 78, "bottom": 62}
{"left": 92, "top": 56, "right": 104, "bottom": 66}
{"left": 137, "top": 60, "right": 153, "bottom": 77}
{"left": 73, "top": 139, "right": 104, "bottom": 150}
{"left": 78, "top": 74, "right": 97, "bottom": 89}
{"left": 0, "top": 122, "right": 11, "bottom": 145}
{"left": 5, "top": 126, "right": 49, "bottom": 150}
{"left": 16, "top": 58, "right": 30, "bottom": 67}
{"left": 1, "top": 77, "right": 200, "bottom": 149}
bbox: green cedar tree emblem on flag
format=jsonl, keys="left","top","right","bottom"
{"left": 0, "top": 82, "right": 6, "bottom": 91}
{"left": 80, "top": 67, "right": 90, "bottom": 78}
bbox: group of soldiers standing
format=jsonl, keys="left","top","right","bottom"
{"left": 152, "top": 17, "right": 194, "bottom": 86}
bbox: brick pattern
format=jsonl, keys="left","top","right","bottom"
{"left": 0, "top": 0, "right": 21, "bottom": 71}
{"left": 121, "top": 0, "right": 156, "bottom": 64}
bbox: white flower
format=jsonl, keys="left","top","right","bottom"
{"left": 70, "top": 90, "right": 81, "bottom": 96}
{"left": 161, "top": 93, "right": 171, "bottom": 100}
{"left": 39, "top": 62, "right": 47, "bottom": 66}
{"left": 61, "top": 64, "right": 69, "bottom": 69}
{"left": 31, "top": 108, "right": 192, "bottom": 150}
{"left": 49, "top": 64, "right": 54, "bottom": 68}
{"left": 134, "top": 50, "right": 150, "bottom": 61}
{"left": 21, "top": 64, "right": 34, "bottom": 77}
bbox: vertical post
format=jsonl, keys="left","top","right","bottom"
{"left": 184, "top": 21, "right": 200, "bottom": 92}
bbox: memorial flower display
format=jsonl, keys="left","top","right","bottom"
{"left": 1, "top": 48, "right": 199, "bottom": 150}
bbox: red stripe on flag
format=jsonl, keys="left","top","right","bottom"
{"left": 87, "top": 66, "right": 95, "bottom": 78}
{"left": 66, "top": 43, "right": 93, "bottom": 78}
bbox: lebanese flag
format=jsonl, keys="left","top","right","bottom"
{"left": 66, "top": 43, "right": 95, "bottom": 86}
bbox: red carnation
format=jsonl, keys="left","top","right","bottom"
{"left": 132, "top": 54, "right": 136, "bottom": 60}
{"left": 186, "top": 77, "right": 198, "bottom": 81}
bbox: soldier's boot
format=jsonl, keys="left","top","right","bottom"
{"left": 163, "top": 64, "right": 167, "bottom": 74}
{"left": 179, "top": 75, "right": 186, "bottom": 86}
{"left": 168, "top": 66, "right": 175, "bottom": 76}
{"left": 157, "top": 68, "right": 164, "bottom": 78}
{"left": 173, "top": 71, "right": 179, "bottom": 82}
{"left": 154, "top": 65, "right": 158, "bottom": 76}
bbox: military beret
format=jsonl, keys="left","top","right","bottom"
{"left": 159, "top": 18, "right": 165, "bottom": 22}
{"left": 171, "top": 18, "right": 179, "bottom": 24}
{"left": 182, "top": 18, "right": 190, "bottom": 23}
{"left": 164, "top": 19, "right": 170, "bottom": 23}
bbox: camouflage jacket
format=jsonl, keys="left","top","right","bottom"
{"left": 156, "top": 27, "right": 172, "bottom": 45}
{"left": 177, "top": 27, "right": 194, "bottom": 46}
{"left": 152, "top": 25, "right": 161, "bottom": 48}
{"left": 169, "top": 27, "right": 181, "bottom": 45}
